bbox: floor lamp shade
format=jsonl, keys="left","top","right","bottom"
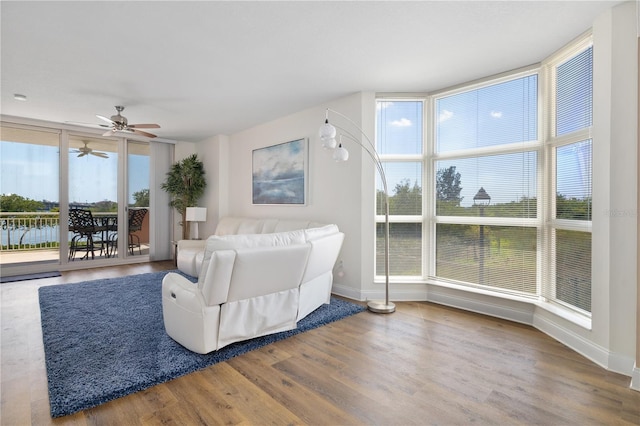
{"left": 185, "top": 207, "right": 207, "bottom": 240}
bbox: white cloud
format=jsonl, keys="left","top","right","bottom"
{"left": 438, "top": 109, "right": 453, "bottom": 123}
{"left": 490, "top": 110, "right": 503, "bottom": 118}
{"left": 377, "top": 101, "right": 393, "bottom": 110}
{"left": 390, "top": 118, "right": 412, "bottom": 127}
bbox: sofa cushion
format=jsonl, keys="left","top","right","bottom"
{"left": 214, "top": 217, "right": 245, "bottom": 236}
{"left": 236, "top": 219, "right": 265, "bottom": 234}
{"left": 215, "top": 216, "right": 329, "bottom": 236}
{"left": 304, "top": 224, "right": 339, "bottom": 241}
{"left": 207, "top": 229, "right": 306, "bottom": 250}
{"left": 273, "top": 220, "right": 311, "bottom": 233}
{"left": 198, "top": 229, "right": 306, "bottom": 286}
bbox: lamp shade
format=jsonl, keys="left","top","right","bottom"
{"left": 322, "top": 136, "right": 337, "bottom": 150}
{"left": 319, "top": 120, "right": 336, "bottom": 141}
{"left": 333, "top": 144, "right": 349, "bottom": 162}
{"left": 185, "top": 207, "right": 207, "bottom": 222}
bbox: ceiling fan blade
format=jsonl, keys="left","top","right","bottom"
{"left": 129, "top": 123, "right": 160, "bottom": 129}
{"left": 131, "top": 129, "right": 157, "bottom": 138}
{"left": 97, "top": 114, "right": 115, "bottom": 125}
{"left": 77, "top": 152, "right": 87, "bottom": 157}
{"left": 66, "top": 121, "right": 110, "bottom": 129}
{"left": 91, "top": 151, "right": 109, "bottom": 158}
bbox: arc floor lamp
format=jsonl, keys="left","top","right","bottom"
{"left": 319, "top": 108, "right": 395, "bottom": 314}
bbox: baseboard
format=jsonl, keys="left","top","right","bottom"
{"left": 0, "top": 271, "right": 61, "bottom": 283}
{"left": 631, "top": 363, "right": 640, "bottom": 392}
{"left": 426, "top": 285, "right": 535, "bottom": 325}
{"left": 331, "top": 283, "right": 364, "bottom": 301}
{"left": 533, "top": 312, "right": 611, "bottom": 369}
{"left": 607, "top": 351, "right": 637, "bottom": 377}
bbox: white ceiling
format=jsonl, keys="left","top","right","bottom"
{"left": 1, "top": 1, "right": 622, "bottom": 142}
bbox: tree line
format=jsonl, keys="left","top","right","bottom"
{"left": 376, "top": 166, "right": 591, "bottom": 220}
{"left": 0, "top": 189, "right": 150, "bottom": 213}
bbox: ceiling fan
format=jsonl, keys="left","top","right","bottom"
{"left": 97, "top": 106, "right": 160, "bottom": 138}
{"left": 72, "top": 140, "right": 109, "bottom": 158}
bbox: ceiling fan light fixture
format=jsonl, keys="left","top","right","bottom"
{"left": 71, "top": 140, "right": 109, "bottom": 159}
{"left": 89, "top": 106, "right": 160, "bottom": 138}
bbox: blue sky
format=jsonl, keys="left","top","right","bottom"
{"left": 376, "top": 74, "right": 591, "bottom": 208}
{"left": 1, "top": 141, "right": 149, "bottom": 205}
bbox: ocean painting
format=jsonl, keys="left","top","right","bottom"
{"left": 252, "top": 138, "right": 307, "bottom": 205}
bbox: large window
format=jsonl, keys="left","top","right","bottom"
{"left": 544, "top": 42, "right": 593, "bottom": 313}
{"left": 376, "top": 100, "right": 424, "bottom": 277}
{"left": 375, "top": 35, "right": 593, "bottom": 318}
{"left": 432, "top": 73, "right": 539, "bottom": 296}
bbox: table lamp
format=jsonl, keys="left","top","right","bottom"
{"left": 185, "top": 207, "right": 207, "bottom": 240}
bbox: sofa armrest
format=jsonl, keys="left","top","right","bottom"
{"left": 162, "top": 272, "right": 204, "bottom": 313}
{"left": 162, "top": 272, "right": 221, "bottom": 354}
{"left": 302, "top": 232, "right": 344, "bottom": 283}
{"left": 200, "top": 249, "right": 237, "bottom": 306}
{"left": 176, "top": 240, "right": 207, "bottom": 277}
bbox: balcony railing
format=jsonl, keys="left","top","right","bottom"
{"left": 1, "top": 212, "right": 62, "bottom": 251}
{"left": 1, "top": 211, "right": 151, "bottom": 266}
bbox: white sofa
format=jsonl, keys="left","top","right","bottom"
{"left": 162, "top": 216, "right": 344, "bottom": 354}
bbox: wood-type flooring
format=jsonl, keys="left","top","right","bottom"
{"left": 1, "top": 261, "right": 639, "bottom": 425}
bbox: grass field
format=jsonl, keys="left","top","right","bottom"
{"left": 374, "top": 223, "right": 591, "bottom": 312}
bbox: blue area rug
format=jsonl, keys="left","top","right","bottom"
{"left": 38, "top": 270, "right": 365, "bottom": 418}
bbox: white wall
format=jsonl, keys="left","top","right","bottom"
{"left": 194, "top": 134, "right": 229, "bottom": 239}
{"left": 601, "top": 0, "right": 638, "bottom": 374}
{"left": 224, "top": 93, "right": 372, "bottom": 298}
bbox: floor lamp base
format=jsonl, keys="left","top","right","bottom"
{"left": 367, "top": 300, "right": 396, "bottom": 314}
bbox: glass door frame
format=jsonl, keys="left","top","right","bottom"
{"left": 63, "top": 131, "right": 152, "bottom": 268}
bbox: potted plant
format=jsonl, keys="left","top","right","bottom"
{"left": 161, "top": 154, "right": 207, "bottom": 240}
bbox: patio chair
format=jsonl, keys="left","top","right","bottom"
{"left": 128, "top": 208, "right": 147, "bottom": 255}
{"left": 103, "top": 215, "right": 119, "bottom": 258}
{"left": 68, "top": 208, "right": 108, "bottom": 260}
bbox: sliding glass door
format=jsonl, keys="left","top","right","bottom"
{"left": 68, "top": 135, "right": 119, "bottom": 263}
{"left": 1, "top": 121, "right": 165, "bottom": 275}
{"left": 0, "top": 125, "right": 61, "bottom": 268}
{"left": 67, "top": 136, "right": 155, "bottom": 261}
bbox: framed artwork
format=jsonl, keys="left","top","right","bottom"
{"left": 252, "top": 138, "right": 308, "bottom": 205}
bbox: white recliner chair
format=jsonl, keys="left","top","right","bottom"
{"left": 163, "top": 242, "right": 311, "bottom": 354}
{"left": 162, "top": 223, "right": 344, "bottom": 354}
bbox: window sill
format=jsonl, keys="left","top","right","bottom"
{"left": 533, "top": 299, "right": 592, "bottom": 330}
{"left": 386, "top": 277, "right": 592, "bottom": 330}
{"left": 424, "top": 277, "right": 538, "bottom": 305}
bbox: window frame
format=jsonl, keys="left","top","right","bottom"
{"left": 542, "top": 35, "right": 594, "bottom": 316}
{"left": 373, "top": 33, "right": 594, "bottom": 325}
{"left": 428, "top": 67, "right": 543, "bottom": 299}
{"left": 376, "top": 98, "right": 427, "bottom": 281}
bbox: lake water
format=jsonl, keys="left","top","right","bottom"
{"left": 1, "top": 225, "right": 74, "bottom": 247}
